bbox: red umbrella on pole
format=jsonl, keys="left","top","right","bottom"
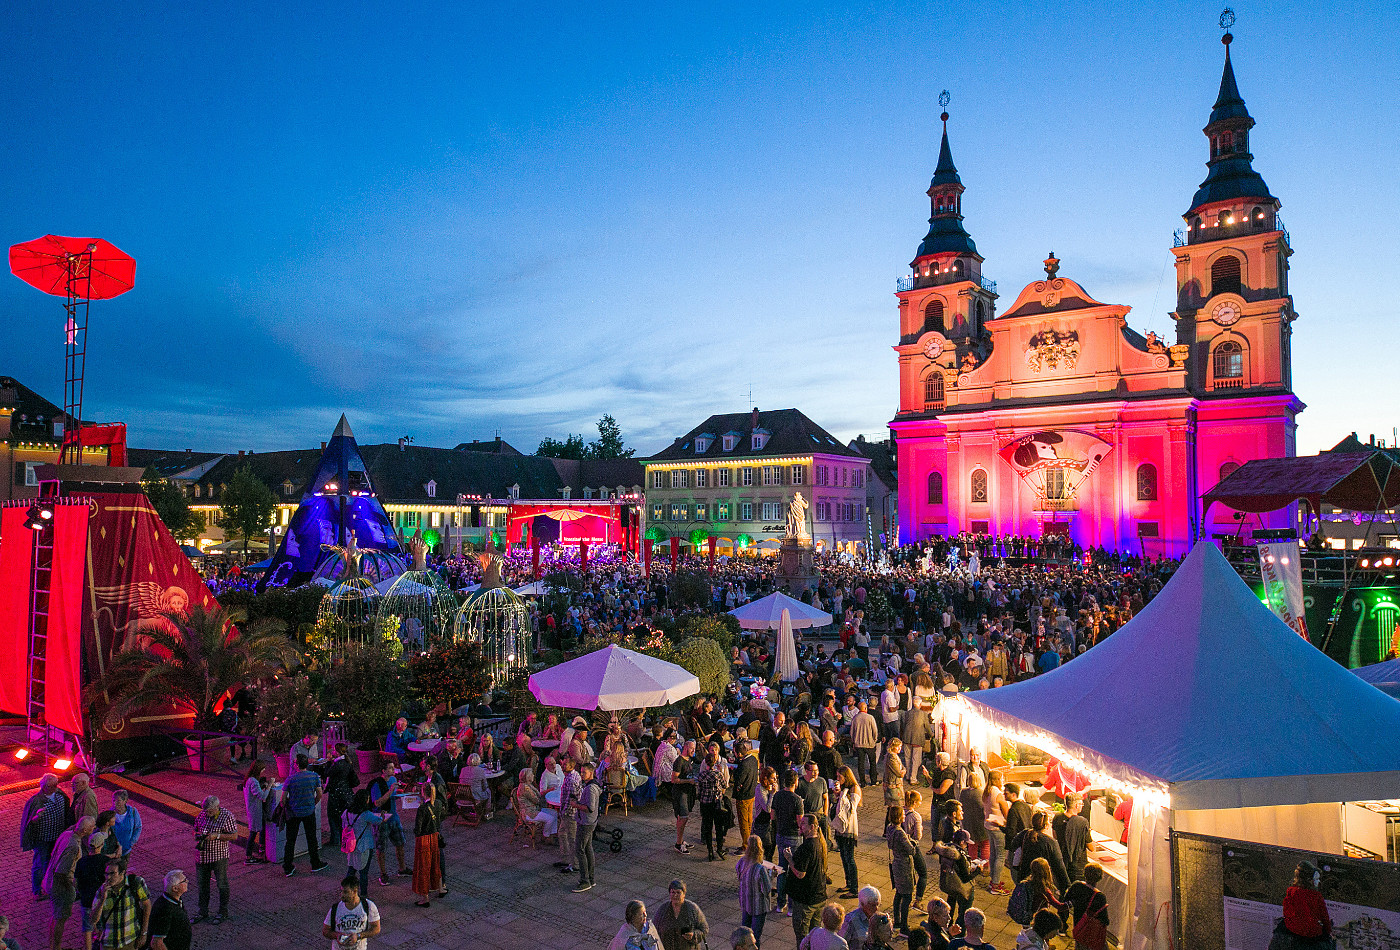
{"left": 9, "top": 234, "right": 135, "bottom": 465}
{"left": 10, "top": 235, "right": 135, "bottom": 299}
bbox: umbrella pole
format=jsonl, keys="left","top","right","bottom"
{"left": 61, "top": 249, "right": 94, "bottom": 466}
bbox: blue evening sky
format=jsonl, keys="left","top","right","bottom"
{"left": 2, "top": 2, "right": 1396, "bottom": 457}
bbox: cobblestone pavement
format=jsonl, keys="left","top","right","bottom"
{"left": 2, "top": 767, "right": 1068, "bottom": 949}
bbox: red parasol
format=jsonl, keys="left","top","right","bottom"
{"left": 9, "top": 235, "right": 135, "bottom": 300}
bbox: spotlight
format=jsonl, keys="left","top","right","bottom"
{"left": 52, "top": 758, "right": 72, "bottom": 771}
{"left": 24, "top": 504, "right": 53, "bottom": 531}
{"left": 14, "top": 748, "right": 30, "bottom": 761}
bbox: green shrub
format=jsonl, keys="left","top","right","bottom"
{"left": 255, "top": 675, "right": 324, "bottom": 751}
{"left": 680, "top": 613, "right": 735, "bottom": 655}
{"left": 674, "top": 636, "right": 729, "bottom": 698}
{"left": 321, "top": 640, "right": 409, "bottom": 746}
{"left": 407, "top": 640, "right": 493, "bottom": 712}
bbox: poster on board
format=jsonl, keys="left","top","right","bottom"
{"left": 1222, "top": 844, "right": 1400, "bottom": 949}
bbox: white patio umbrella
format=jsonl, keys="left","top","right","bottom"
{"left": 513, "top": 580, "right": 548, "bottom": 596}
{"left": 528, "top": 644, "right": 700, "bottom": 711}
{"left": 729, "top": 591, "right": 833, "bottom": 630}
{"left": 774, "top": 608, "right": 800, "bottom": 682}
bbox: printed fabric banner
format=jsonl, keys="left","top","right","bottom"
{"left": 1259, "top": 541, "right": 1309, "bottom": 639}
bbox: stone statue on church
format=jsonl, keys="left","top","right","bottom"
{"left": 786, "top": 492, "right": 809, "bottom": 541}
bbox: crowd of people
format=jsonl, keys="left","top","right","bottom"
{"left": 13, "top": 534, "right": 1337, "bottom": 950}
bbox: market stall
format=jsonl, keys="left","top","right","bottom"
{"left": 956, "top": 542, "right": 1400, "bottom": 950}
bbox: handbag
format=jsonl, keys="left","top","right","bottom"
{"left": 1073, "top": 912, "right": 1109, "bottom": 950}
{"left": 940, "top": 867, "right": 973, "bottom": 902}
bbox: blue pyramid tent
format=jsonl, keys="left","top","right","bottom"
{"left": 258, "top": 415, "right": 404, "bottom": 590}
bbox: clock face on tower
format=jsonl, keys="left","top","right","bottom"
{"left": 922, "top": 333, "right": 947, "bottom": 358}
{"left": 1211, "top": 300, "right": 1242, "bottom": 326}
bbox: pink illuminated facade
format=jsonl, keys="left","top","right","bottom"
{"left": 891, "top": 37, "right": 1303, "bottom": 557}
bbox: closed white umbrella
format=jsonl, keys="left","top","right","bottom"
{"left": 528, "top": 644, "right": 700, "bottom": 711}
{"left": 774, "top": 608, "right": 800, "bottom": 683}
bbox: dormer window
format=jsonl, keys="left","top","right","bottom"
{"left": 722, "top": 432, "right": 739, "bottom": 452}
{"left": 508, "top": 484, "right": 521, "bottom": 500}
{"left": 582, "top": 487, "right": 594, "bottom": 499}
{"left": 424, "top": 479, "right": 437, "bottom": 498}
{"left": 282, "top": 480, "right": 294, "bottom": 497}
{"left": 751, "top": 429, "right": 770, "bottom": 451}
{"left": 695, "top": 434, "right": 714, "bottom": 453}
{"left": 561, "top": 487, "right": 571, "bottom": 500}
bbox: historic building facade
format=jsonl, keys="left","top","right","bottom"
{"left": 891, "top": 34, "right": 1302, "bottom": 556}
{"left": 643, "top": 409, "right": 873, "bottom": 553}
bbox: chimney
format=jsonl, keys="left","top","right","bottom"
{"left": 238, "top": 450, "right": 245, "bottom": 456}
{"left": 398, "top": 437, "right": 406, "bottom": 450}
{"left": 321, "top": 441, "right": 327, "bottom": 450}
{"left": 751, "top": 407, "right": 759, "bottom": 429}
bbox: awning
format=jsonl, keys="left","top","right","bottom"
{"left": 1203, "top": 450, "right": 1400, "bottom": 515}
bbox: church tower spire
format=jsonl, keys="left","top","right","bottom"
{"left": 893, "top": 91, "right": 997, "bottom": 419}
{"left": 1170, "top": 13, "right": 1296, "bottom": 398}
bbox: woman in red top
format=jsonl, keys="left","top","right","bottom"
{"left": 1281, "top": 861, "right": 1332, "bottom": 945}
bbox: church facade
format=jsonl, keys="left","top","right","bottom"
{"left": 890, "top": 33, "right": 1303, "bottom": 557}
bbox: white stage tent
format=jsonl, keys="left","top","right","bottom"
{"left": 960, "top": 542, "right": 1400, "bottom": 949}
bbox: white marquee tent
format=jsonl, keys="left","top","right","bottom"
{"left": 961, "top": 542, "right": 1400, "bottom": 949}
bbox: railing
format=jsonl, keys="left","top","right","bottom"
{"left": 1174, "top": 215, "right": 1289, "bottom": 248}
{"left": 1211, "top": 377, "right": 1245, "bottom": 390}
{"left": 157, "top": 726, "right": 259, "bottom": 773}
{"left": 897, "top": 273, "right": 997, "bottom": 294}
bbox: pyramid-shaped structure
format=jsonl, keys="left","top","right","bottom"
{"left": 965, "top": 542, "right": 1400, "bottom": 810}
{"left": 259, "top": 415, "right": 403, "bottom": 590}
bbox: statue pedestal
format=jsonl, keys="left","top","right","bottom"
{"left": 777, "top": 538, "right": 817, "bottom": 596}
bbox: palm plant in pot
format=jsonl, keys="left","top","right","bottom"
{"left": 84, "top": 605, "right": 294, "bottom": 772}
{"left": 255, "top": 675, "right": 325, "bottom": 779}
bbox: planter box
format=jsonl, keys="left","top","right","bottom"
{"left": 274, "top": 753, "right": 292, "bottom": 781}
{"left": 354, "top": 748, "right": 383, "bottom": 776}
{"left": 183, "top": 736, "right": 232, "bottom": 773}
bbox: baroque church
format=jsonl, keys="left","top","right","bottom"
{"left": 891, "top": 30, "right": 1302, "bottom": 557}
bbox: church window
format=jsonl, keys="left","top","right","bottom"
{"left": 1211, "top": 255, "right": 1242, "bottom": 296}
{"left": 975, "top": 299, "right": 985, "bottom": 325}
{"left": 923, "top": 372, "right": 945, "bottom": 410}
{"left": 1251, "top": 206, "right": 1266, "bottom": 230}
{"left": 970, "top": 469, "right": 989, "bottom": 504}
{"left": 1136, "top": 463, "right": 1158, "bottom": 501}
{"left": 952, "top": 259, "right": 963, "bottom": 277}
{"left": 923, "top": 298, "right": 945, "bottom": 334}
{"left": 927, "top": 472, "right": 943, "bottom": 505}
{"left": 1213, "top": 340, "right": 1244, "bottom": 380}
{"left": 1219, "top": 461, "right": 1240, "bottom": 483}
{"left": 1045, "top": 469, "right": 1068, "bottom": 501}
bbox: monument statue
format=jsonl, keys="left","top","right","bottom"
{"left": 786, "top": 492, "right": 809, "bottom": 541}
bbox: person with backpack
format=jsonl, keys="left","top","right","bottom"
{"left": 1011, "top": 812, "right": 1070, "bottom": 894}
{"left": 367, "top": 760, "right": 411, "bottom": 885}
{"left": 342, "top": 789, "right": 384, "bottom": 897}
{"left": 91, "top": 858, "right": 150, "bottom": 950}
{"left": 325, "top": 742, "right": 359, "bottom": 855}
{"left": 322, "top": 874, "right": 381, "bottom": 950}
{"left": 1066, "top": 864, "right": 1111, "bottom": 950}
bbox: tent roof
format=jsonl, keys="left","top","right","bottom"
{"left": 729, "top": 592, "right": 832, "bottom": 630}
{"left": 527, "top": 644, "right": 699, "bottom": 711}
{"left": 1352, "top": 658, "right": 1400, "bottom": 687}
{"left": 963, "top": 542, "right": 1400, "bottom": 810}
{"left": 1202, "top": 450, "right": 1400, "bottom": 514}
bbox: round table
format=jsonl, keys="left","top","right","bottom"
{"left": 533, "top": 739, "right": 560, "bottom": 749}
{"left": 544, "top": 788, "right": 561, "bottom": 808}
{"left": 408, "top": 738, "right": 442, "bottom": 754}
{"left": 483, "top": 769, "right": 505, "bottom": 781}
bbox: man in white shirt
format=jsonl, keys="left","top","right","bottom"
{"left": 878, "top": 682, "right": 900, "bottom": 742}
{"left": 322, "top": 875, "right": 381, "bottom": 950}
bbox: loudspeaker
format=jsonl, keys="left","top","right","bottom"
{"left": 470, "top": 505, "right": 481, "bottom": 528}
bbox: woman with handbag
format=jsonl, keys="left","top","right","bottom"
{"left": 933, "top": 829, "right": 978, "bottom": 932}
{"left": 736, "top": 835, "right": 775, "bottom": 948}
{"left": 884, "top": 805, "right": 918, "bottom": 937}
{"left": 410, "top": 783, "right": 446, "bottom": 908}
{"left": 832, "top": 768, "right": 861, "bottom": 898}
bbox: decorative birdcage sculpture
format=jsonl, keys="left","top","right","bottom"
{"left": 377, "top": 534, "right": 458, "bottom": 649}
{"left": 315, "top": 531, "right": 384, "bottom": 642}
{"left": 453, "top": 552, "right": 531, "bottom": 685}
{"left": 311, "top": 546, "right": 406, "bottom": 585}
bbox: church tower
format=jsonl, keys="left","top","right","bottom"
{"left": 1170, "top": 26, "right": 1296, "bottom": 395}
{"left": 895, "top": 96, "right": 998, "bottom": 416}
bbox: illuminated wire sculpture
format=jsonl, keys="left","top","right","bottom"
{"left": 453, "top": 553, "right": 531, "bottom": 685}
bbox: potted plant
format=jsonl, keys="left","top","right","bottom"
{"left": 254, "top": 675, "right": 324, "bottom": 779}
{"left": 84, "top": 605, "right": 294, "bottom": 772}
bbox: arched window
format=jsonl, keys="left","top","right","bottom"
{"left": 927, "top": 472, "right": 943, "bottom": 504}
{"left": 192, "top": 483, "right": 201, "bottom": 499}
{"left": 1213, "top": 340, "right": 1244, "bottom": 381}
{"left": 975, "top": 299, "right": 985, "bottom": 325}
{"left": 1251, "top": 206, "right": 1266, "bottom": 230}
{"left": 1212, "top": 254, "right": 1242, "bottom": 296}
{"left": 970, "top": 469, "right": 989, "bottom": 504}
{"left": 923, "top": 372, "right": 945, "bottom": 410}
{"left": 923, "top": 298, "right": 945, "bottom": 334}
{"left": 1219, "top": 461, "right": 1240, "bottom": 483}
{"left": 1136, "top": 463, "right": 1158, "bottom": 501}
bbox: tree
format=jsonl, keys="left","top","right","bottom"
{"left": 141, "top": 466, "right": 205, "bottom": 540}
{"left": 219, "top": 464, "right": 276, "bottom": 556}
{"left": 535, "top": 433, "right": 586, "bottom": 460}
{"left": 674, "top": 636, "right": 729, "bottom": 698}
{"left": 407, "top": 640, "right": 494, "bottom": 712}
{"left": 585, "top": 414, "right": 635, "bottom": 459}
{"left": 84, "top": 605, "right": 294, "bottom": 730}
{"left": 321, "top": 639, "right": 410, "bottom": 745}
